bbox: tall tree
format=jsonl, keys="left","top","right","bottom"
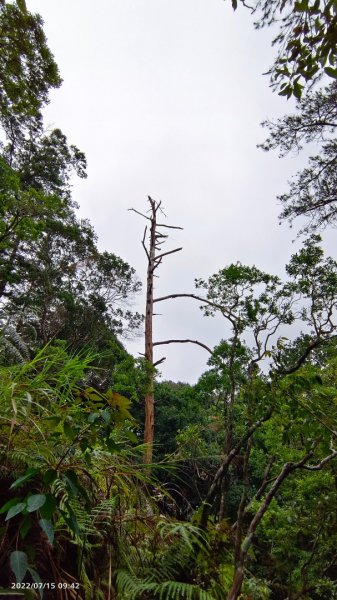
{"left": 0, "top": 3, "right": 143, "bottom": 357}
{"left": 192, "top": 237, "right": 337, "bottom": 599}
{"left": 130, "top": 197, "right": 182, "bottom": 465}
{"left": 225, "top": 1, "right": 337, "bottom": 231}
{"left": 0, "top": 0, "right": 61, "bottom": 150}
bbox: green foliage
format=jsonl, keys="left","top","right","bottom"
{"left": 115, "top": 571, "right": 216, "bottom": 600}
{"left": 0, "top": 1, "right": 61, "bottom": 145}
{"left": 10, "top": 550, "right": 28, "bottom": 583}
{"left": 0, "top": 2, "right": 142, "bottom": 351}
{"left": 231, "top": 0, "right": 337, "bottom": 97}
{"left": 240, "top": 576, "right": 271, "bottom": 599}
{"left": 185, "top": 238, "right": 337, "bottom": 597}
{"left": 2, "top": 3, "right": 337, "bottom": 600}
{"left": 260, "top": 81, "right": 337, "bottom": 231}
{"left": 114, "top": 518, "right": 215, "bottom": 600}
{"left": 0, "top": 344, "right": 153, "bottom": 595}
{"left": 154, "top": 381, "right": 205, "bottom": 458}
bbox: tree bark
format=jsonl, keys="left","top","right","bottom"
{"left": 130, "top": 198, "right": 183, "bottom": 466}
{"left": 143, "top": 199, "right": 156, "bottom": 465}
{"left": 131, "top": 199, "right": 214, "bottom": 465}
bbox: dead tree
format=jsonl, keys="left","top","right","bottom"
{"left": 130, "top": 197, "right": 211, "bottom": 465}
{"left": 130, "top": 198, "right": 182, "bottom": 464}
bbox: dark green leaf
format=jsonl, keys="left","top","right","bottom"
{"left": 43, "top": 469, "right": 57, "bottom": 485}
{"left": 294, "top": 0, "right": 309, "bottom": 11}
{"left": 6, "top": 502, "right": 26, "bottom": 521}
{"left": 20, "top": 515, "right": 32, "bottom": 539}
{"left": 39, "top": 519, "right": 54, "bottom": 545}
{"left": 0, "top": 497, "right": 21, "bottom": 515}
{"left": 325, "top": 66, "right": 337, "bottom": 79}
{"left": 63, "top": 421, "right": 77, "bottom": 440}
{"left": 63, "top": 474, "right": 79, "bottom": 498}
{"left": 39, "top": 495, "right": 57, "bottom": 520}
{"left": 10, "top": 468, "right": 38, "bottom": 490}
{"left": 87, "top": 412, "right": 100, "bottom": 424}
{"left": 28, "top": 568, "right": 43, "bottom": 599}
{"left": 62, "top": 504, "right": 80, "bottom": 536}
{"left": 26, "top": 495, "right": 46, "bottom": 513}
{"left": 10, "top": 551, "right": 28, "bottom": 583}
{"left": 101, "top": 408, "right": 111, "bottom": 424}
{"left": 293, "top": 81, "right": 303, "bottom": 99}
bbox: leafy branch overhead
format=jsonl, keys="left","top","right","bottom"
{"left": 230, "top": 0, "right": 337, "bottom": 98}
{"left": 260, "top": 81, "right": 337, "bottom": 231}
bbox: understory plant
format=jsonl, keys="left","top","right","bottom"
{"left": 0, "top": 343, "right": 225, "bottom": 600}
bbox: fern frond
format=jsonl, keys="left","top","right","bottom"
{"left": 0, "top": 324, "right": 30, "bottom": 363}
{"left": 158, "top": 520, "right": 209, "bottom": 552}
{"left": 115, "top": 569, "right": 216, "bottom": 600}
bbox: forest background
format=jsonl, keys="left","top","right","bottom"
{"left": 1, "top": 1, "right": 337, "bottom": 600}
{"left": 26, "top": 0, "right": 337, "bottom": 385}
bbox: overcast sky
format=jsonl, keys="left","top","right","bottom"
{"left": 27, "top": 0, "right": 335, "bottom": 383}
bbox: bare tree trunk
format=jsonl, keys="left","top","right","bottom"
{"left": 143, "top": 200, "right": 156, "bottom": 465}
{"left": 130, "top": 198, "right": 213, "bottom": 466}
{"left": 233, "top": 438, "right": 251, "bottom": 566}
{"left": 227, "top": 568, "right": 244, "bottom": 600}
{"left": 130, "top": 197, "right": 183, "bottom": 466}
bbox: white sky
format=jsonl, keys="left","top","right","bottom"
{"left": 27, "top": 0, "right": 335, "bottom": 383}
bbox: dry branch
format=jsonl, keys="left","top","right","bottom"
{"left": 153, "top": 339, "right": 213, "bottom": 354}
{"left": 155, "top": 247, "right": 183, "bottom": 261}
{"left": 157, "top": 223, "right": 183, "bottom": 230}
{"left": 128, "top": 208, "right": 151, "bottom": 221}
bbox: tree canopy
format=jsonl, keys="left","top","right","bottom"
{"left": 231, "top": 0, "right": 337, "bottom": 98}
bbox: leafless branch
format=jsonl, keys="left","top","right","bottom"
{"left": 153, "top": 292, "right": 238, "bottom": 327}
{"left": 232, "top": 454, "right": 277, "bottom": 530}
{"left": 276, "top": 338, "right": 322, "bottom": 374}
{"left": 128, "top": 208, "right": 151, "bottom": 221}
{"left": 157, "top": 223, "right": 183, "bottom": 230}
{"left": 155, "top": 247, "right": 183, "bottom": 261}
{"left": 153, "top": 339, "right": 213, "bottom": 354}
{"left": 153, "top": 292, "right": 220, "bottom": 309}
{"left": 141, "top": 226, "right": 150, "bottom": 261}
{"left": 153, "top": 357, "right": 166, "bottom": 367}
{"left": 302, "top": 447, "right": 337, "bottom": 470}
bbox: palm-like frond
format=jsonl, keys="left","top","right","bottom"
{"left": 115, "top": 570, "right": 216, "bottom": 600}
